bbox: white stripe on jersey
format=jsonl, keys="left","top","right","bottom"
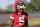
{"left": 10, "top": 16, "right": 15, "bottom": 19}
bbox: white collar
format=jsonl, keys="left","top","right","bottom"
{"left": 18, "top": 12, "right": 21, "bottom": 14}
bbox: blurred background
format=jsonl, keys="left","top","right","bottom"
{"left": 0, "top": 0, "right": 40, "bottom": 27}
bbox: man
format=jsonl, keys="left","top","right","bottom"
{"left": 10, "top": 0, "right": 28, "bottom": 27}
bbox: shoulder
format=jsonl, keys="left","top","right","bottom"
{"left": 24, "top": 12, "right": 28, "bottom": 14}
{"left": 24, "top": 12, "right": 28, "bottom": 16}
{"left": 10, "top": 12, "right": 16, "bottom": 17}
{"left": 10, "top": 12, "right": 16, "bottom": 20}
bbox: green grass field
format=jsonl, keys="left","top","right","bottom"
{"left": 28, "top": 18, "right": 40, "bottom": 27}
{"left": 0, "top": 18, "right": 40, "bottom": 27}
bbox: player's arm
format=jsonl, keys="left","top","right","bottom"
{"left": 25, "top": 12, "right": 28, "bottom": 27}
{"left": 9, "top": 13, "right": 15, "bottom": 27}
{"left": 9, "top": 19, "right": 14, "bottom": 27}
{"left": 25, "top": 19, "right": 28, "bottom": 27}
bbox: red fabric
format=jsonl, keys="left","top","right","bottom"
{"left": 10, "top": 13, "right": 15, "bottom": 20}
{"left": 10, "top": 12, "right": 28, "bottom": 27}
{"left": 18, "top": 0, "right": 21, "bottom": 1}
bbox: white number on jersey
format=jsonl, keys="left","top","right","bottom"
{"left": 19, "top": 17, "right": 24, "bottom": 25}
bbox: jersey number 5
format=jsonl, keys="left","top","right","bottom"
{"left": 19, "top": 17, "right": 24, "bottom": 25}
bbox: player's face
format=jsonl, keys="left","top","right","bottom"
{"left": 18, "top": 9, "right": 23, "bottom": 13}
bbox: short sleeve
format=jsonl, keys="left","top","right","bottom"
{"left": 26, "top": 12, "right": 28, "bottom": 17}
{"left": 25, "top": 12, "right": 28, "bottom": 19}
{"left": 10, "top": 13, "right": 15, "bottom": 20}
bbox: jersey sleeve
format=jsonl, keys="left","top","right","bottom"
{"left": 25, "top": 12, "right": 28, "bottom": 19}
{"left": 10, "top": 13, "right": 15, "bottom": 20}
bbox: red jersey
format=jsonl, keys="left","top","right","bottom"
{"left": 10, "top": 12, "right": 28, "bottom": 27}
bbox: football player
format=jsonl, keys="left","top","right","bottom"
{"left": 9, "top": 0, "right": 28, "bottom": 27}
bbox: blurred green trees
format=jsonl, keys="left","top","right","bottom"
{"left": 24, "top": 0, "right": 40, "bottom": 12}
{"left": 6, "top": 0, "right": 40, "bottom": 12}
{"left": 0, "top": 0, "right": 40, "bottom": 13}
{"left": 6, "top": 4, "right": 13, "bottom": 9}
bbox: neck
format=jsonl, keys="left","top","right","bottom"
{"left": 18, "top": 12, "right": 21, "bottom": 14}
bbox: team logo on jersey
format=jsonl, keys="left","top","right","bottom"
{"left": 23, "top": 15, "right": 26, "bottom": 17}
